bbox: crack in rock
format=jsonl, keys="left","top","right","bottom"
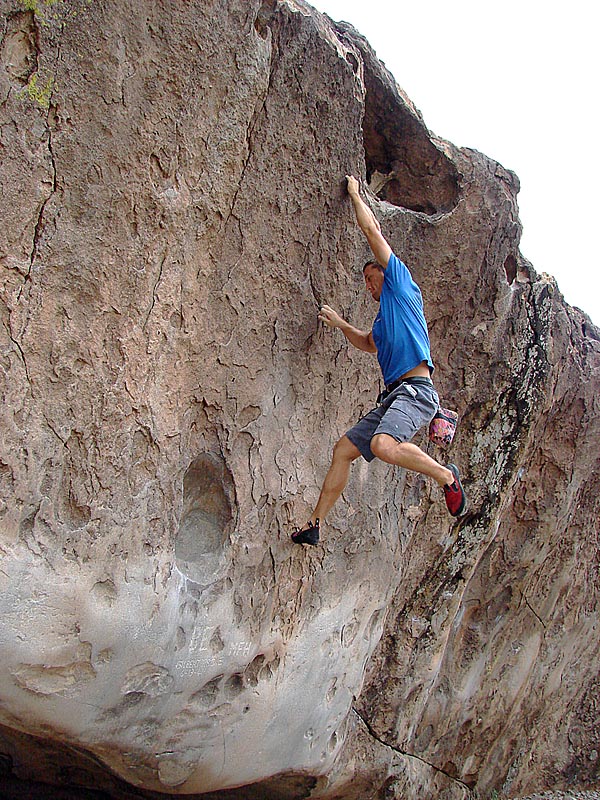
{"left": 352, "top": 708, "right": 471, "bottom": 794}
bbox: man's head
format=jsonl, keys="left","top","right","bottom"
{"left": 363, "top": 260, "right": 385, "bottom": 301}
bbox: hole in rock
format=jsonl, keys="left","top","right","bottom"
{"left": 223, "top": 673, "right": 245, "bottom": 699}
{"left": 245, "top": 654, "right": 265, "bottom": 687}
{"left": 191, "top": 675, "right": 223, "bottom": 707}
{"left": 346, "top": 52, "right": 359, "bottom": 73}
{"left": 2, "top": 11, "right": 37, "bottom": 85}
{"left": 504, "top": 253, "right": 517, "bottom": 284}
{"left": 254, "top": 0, "right": 277, "bottom": 40}
{"left": 343, "top": 24, "right": 460, "bottom": 215}
{"left": 175, "top": 453, "right": 235, "bottom": 584}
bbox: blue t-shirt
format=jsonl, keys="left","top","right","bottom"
{"left": 371, "top": 252, "right": 434, "bottom": 385}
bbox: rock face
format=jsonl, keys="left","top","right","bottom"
{"left": 0, "top": 1, "right": 598, "bottom": 798}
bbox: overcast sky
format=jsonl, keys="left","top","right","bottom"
{"left": 312, "top": 0, "right": 599, "bottom": 324}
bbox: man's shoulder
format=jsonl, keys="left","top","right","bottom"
{"left": 385, "top": 252, "right": 412, "bottom": 284}
{"left": 388, "top": 251, "right": 408, "bottom": 268}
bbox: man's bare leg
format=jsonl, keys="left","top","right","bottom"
{"left": 293, "top": 436, "right": 361, "bottom": 540}
{"left": 370, "top": 433, "right": 453, "bottom": 485}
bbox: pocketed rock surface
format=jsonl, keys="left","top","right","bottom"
{"left": 0, "top": 1, "right": 599, "bottom": 798}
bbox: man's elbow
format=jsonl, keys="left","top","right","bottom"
{"left": 364, "top": 334, "right": 377, "bottom": 354}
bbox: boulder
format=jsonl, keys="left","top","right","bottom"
{"left": 0, "top": 1, "right": 598, "bottom": 797}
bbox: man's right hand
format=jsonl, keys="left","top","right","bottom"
{"left": 318, "top": 304, "right": 345, "bottom": 329}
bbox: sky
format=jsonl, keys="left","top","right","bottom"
{"left": 312, "top": 0, "right": 600, "bottom": 324}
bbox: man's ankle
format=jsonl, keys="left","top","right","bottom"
{"left": 439, "top": 467, "right": 455, "bottom": 487}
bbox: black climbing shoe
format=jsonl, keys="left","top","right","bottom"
{"left": 291, "top": 519, "right": 320, "bottom": 546}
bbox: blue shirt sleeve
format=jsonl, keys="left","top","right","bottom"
{"left": 384, "top": 251, "right": 415, "bottom": 294}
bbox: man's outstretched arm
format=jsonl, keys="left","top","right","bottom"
{"left": 346, "top": 175, "right": 392, "bottom": 269}
{"left": 318, "top": 304, "right": 377, "bottom": 353}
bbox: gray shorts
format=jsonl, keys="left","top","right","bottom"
{"left": 346, "top": 379, "right": 439, "bottom": 462}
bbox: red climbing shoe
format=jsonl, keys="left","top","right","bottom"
{"left": 291, "top": 519, "right": 320, "bottom": 546}
{"left": 443, "top": 464, "right": 467, "bottom": 517}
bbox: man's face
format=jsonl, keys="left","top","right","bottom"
{"left": 364, "top": 264, "right": 384, "bottom": 301}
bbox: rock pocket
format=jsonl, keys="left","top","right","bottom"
{"left": 175, "top": 453, "right": 235, "bottom": 585}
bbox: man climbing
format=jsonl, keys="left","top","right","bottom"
{"left": 292, "top": 175, "right": 466, "bottom": 546}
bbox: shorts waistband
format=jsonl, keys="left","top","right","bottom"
{"left": 385, "top": 376, "right": 433, "bottom": 393}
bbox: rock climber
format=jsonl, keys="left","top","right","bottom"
{"left": 292, "top": 175, "right": 467, "bottom": 546}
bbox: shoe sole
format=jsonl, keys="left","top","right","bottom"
{"left": 291, "top": 528, "right": 320, "bottom": 546}
{"left": 291, "top": 534, "right": 319, "bottom": 545}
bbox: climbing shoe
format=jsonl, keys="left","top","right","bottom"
{"left": 291, "top": 519, "right": 320, "bottom": 546}
{"left": 443, "top": 464, "right": 467, "bottom": 517}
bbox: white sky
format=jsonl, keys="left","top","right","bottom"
{"left": 312, "top": 0, "right": 600, "bottom": 324}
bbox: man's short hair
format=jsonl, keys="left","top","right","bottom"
{"left": 363, "top": 259, "right": 384, "bottom": 274}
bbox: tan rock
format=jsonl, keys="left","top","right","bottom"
{"left": 0, "top": 0, "right": 598, "bottom": 798}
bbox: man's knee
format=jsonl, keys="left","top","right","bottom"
{"left": 333, "top": 435, "right": 361, "bottom": 463}
{"left": 371, "top": 433, "right": 406, "bottom": 461}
